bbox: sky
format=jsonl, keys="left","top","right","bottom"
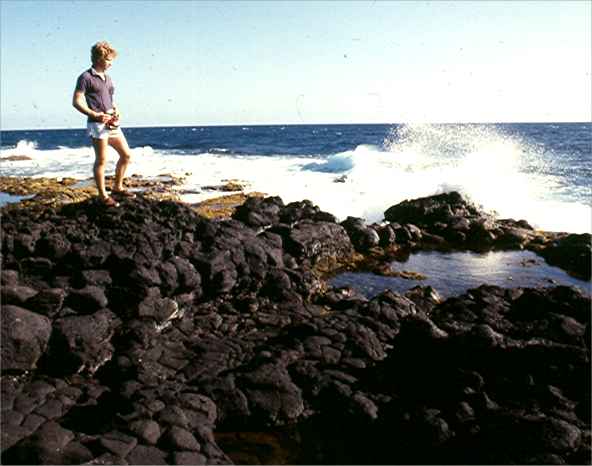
{"left": 1, "top": 0, "right": 590, "bottom": 130}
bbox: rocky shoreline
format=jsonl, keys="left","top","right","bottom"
{"left": 1, "top": 181, "right": 590, "bottom": 465}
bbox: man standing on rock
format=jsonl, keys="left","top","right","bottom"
{"left": 72, "top": 41, "right": 135, "bottom": 207}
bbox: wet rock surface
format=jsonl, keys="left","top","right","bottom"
{"left": 382, "top": 191, "right": 590, "bottom": 280}
{"left": 0, "top": 175, "right": 267, "bottom": 221}
{"left": 1, "top": 191, "right": 590, "bottom": 465}
{"left": 538, "top": 233, "right": 592, "bottom": 281}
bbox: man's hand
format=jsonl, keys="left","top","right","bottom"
{"left": 93, "top": 112, "right": 112, "bottom": 123}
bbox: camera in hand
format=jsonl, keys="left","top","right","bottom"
{"left": 106, "top": 110, "right": 120, "bottom": 129}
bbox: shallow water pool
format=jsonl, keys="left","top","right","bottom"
{"left": 329, "top": 250, "right": 591, "bottom": 299}
{"left": 0, "top": 191, "right": 35, "bottom": 206}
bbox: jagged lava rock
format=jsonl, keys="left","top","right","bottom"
{"left": 384, "top": 191, "right": 504, "bottom": 246}
{"left": 0, "top": 193, "right": 589, "bottom": 465}
{"left": 1, "top": 306, "right": 52, "bottom": 371}
{"left": 383, "top": 191, "right": 589, "bottom": 280}
{"left": 538, "top": 233, "right": 591, "bottom": 280}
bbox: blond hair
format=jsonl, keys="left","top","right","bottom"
{"left": 91, "top": 41, "right": 118, "bottom": 65}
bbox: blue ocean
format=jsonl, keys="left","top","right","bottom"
{"left": 1, "top": 122, "right": 591, "bottom": 233}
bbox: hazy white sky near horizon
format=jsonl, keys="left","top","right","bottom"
{"left": 1, "top": 0, "right": 590, "bottom": 130}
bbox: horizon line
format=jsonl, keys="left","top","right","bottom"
{"left": 2, "top": 120, "right": 590, "bottom": 132}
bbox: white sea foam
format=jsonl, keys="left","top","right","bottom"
{"left": 1, "top": 126, "right": 590, "bottom": 234}
{"left": 2, "top": 139, "right": 39, "bottom": 156}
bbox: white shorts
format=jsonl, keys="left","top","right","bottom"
{"left": 87, "top": 122, "right": 123, "bottom": 140}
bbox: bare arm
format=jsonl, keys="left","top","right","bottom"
{"left": 72, "top": 90, "right": 110, "bottom": 123}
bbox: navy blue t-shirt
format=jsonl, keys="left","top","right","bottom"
{"left": 75, "top": 68, "right": 115, "bottom": 121}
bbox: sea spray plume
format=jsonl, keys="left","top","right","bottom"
{"left": 3, "top": 139, "right": 39, "bottom": 158}
{"left": 378, "top": 123, "right": 575, "bottom": 228}
{"left": 300, "top": 124, "right": 551, "bottom": 225}
{"left": 382, "top": 123, "right": 528, "bottom": 166}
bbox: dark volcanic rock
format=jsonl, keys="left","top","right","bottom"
{"left": 232, "top": 196, "right": 284, "bottom": 228}
{"left": 3, "top": 421, "right": 75, "bottom": 464}
{"left": 1, "top": 269, "right": 19, "bottom": 286}
{"left": 340, "top": 216, "right": 380, "bottom": 252}
{"left": 384, "top": 191, "right": 485, "bottom": 228}
{"left": 35, "top": 233, "right": 72, "bottom": 260}
{"left": 24, "top": 288, "right": 66, "bottom": 317}
{"left": 384, "top": 193, "right": 463, "bottom": 243}
{"left": 20, "top": 257, "right": 54, "bottom": 279}
{"left": 1, "top": 193, "right": 589, "bottom": 465}
{"left": 276, "top": 220, "right": 355, "bottom": 269}
{"left": 376, "top": 223, "right": 397, "bottom": 248}
{"left": 193, "top": 250, "right": 238, "bottom": 296}
{"left": 279, "top": 199, "right": 337, "bottom": 224}
{"left": 66, "top": 286, "right": 109, "bottom": 313}
{"left": 1, "top": 305, "right": 52, "bottom": 371}
{"left": 126, "top": 445, "right": 168, "bottom": 465}
{"left": 1, "top": 284, "right": 39, "bottom": 306}
{"left": 129, "top": 418, "right": 161, "bottom": 445}
{"left": 383, "top": 191, "right": 588, "bottom": 279}
{"left": 297, "top": 284, "right": 590, "bottom": 465}
{"left": 238, "top": 362, "right": 304, "bottom": 425}
{"left": 538, "top": 233, "right": 591, "bottom": 280}
{"left": 383, "top": 191, "right": 505, "bottom": 248}
{"left": 170, "top": 256, "right": 201, "bottom": 293}
{"left": 47, "top": 309, "right": 119, "bottom": 375}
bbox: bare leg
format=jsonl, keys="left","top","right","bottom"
{"left": 91, "top": 137, "right": 109, "bottom": 199}
{"left": 108, "top": 134, "right": 132, "bottom": 191}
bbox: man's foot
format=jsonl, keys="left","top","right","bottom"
{"left": 111, "top": 189, "right": 136, "bottom": 199}
{"left": 100, "top": 196, "right": 120, "bottom": 207}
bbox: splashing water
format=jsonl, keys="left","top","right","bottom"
{"left": 1, "top": 124, "right": 590, "bottom": 233}
{"left": 10, "top": 139, "right": 39, "bottom": 155}
{"left": 299, "top": 124, "right": 559, "bottom": 225}
{"left": 339, "top": 124, "right": 590, "bottom": 232}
